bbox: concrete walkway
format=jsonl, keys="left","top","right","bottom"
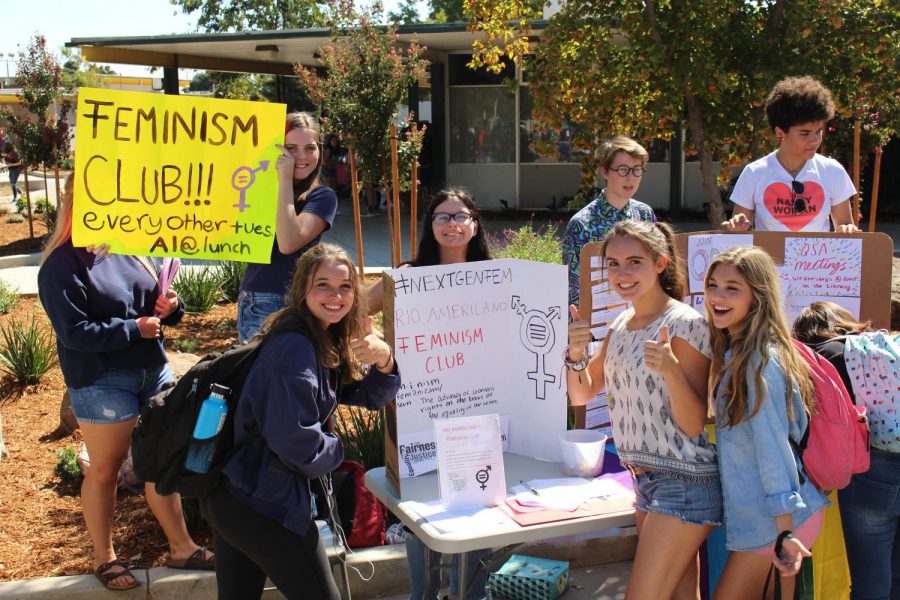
{"left": 0, "top": 533, "right": 636, "bottom": 599}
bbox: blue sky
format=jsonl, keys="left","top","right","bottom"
{"left": 0, "top": 0, "right": 427, "bottom": 77}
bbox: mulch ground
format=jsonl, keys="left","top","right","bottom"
{"left": 0, "top": 298, "right": 237, "bottom": 581}
{"left": 0, "top": 215, "right": 49, "bottom": 255}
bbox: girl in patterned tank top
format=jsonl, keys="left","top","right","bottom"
{"left": 567, "top": 220, "right": 720, "bottom": 600}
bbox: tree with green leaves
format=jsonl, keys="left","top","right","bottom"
{"left": 60, "top": 47, "right": 114, "bottom": 92}
{"left": 465, "top": 0, "right": 899, "bottom": 225}
{"left": 428, "top": 0, "right": 465, "bottom": 23}
{"left": 170, "top": 0, "right": 323, "bottom": 32}
{"left": 171, "top": 0, "right": 324, "bottom": 103}
{"left": 295, "top": 1, "right": 428, "bottom": 194}
{"left": 388, "top": 0, "right": 422, "bottom": 25}
{"left": 1, "top": 35, "right": 71, "bottom": 237}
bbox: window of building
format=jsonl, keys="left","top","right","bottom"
{"left": 448, "top": 86, "right": 516, "bottom": 164}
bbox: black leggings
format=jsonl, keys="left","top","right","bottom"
{"left": 202, "top": 483, "right": 341, "bottom": 600}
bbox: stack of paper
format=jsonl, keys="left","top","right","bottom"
{"left": 511, "top": 477, "right": 631, "bottom": 512}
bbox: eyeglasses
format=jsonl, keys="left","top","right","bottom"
{"left": 432, "top": 212, "right": 474, "bottom": 225}
{"left": 791, "top": 180, "right": 807, "bottom": 214}
{"left": 608, "top": 165, "right": 645, "bottom": 178}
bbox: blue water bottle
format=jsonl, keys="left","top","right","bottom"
{"left": 184, "top": 384, "right": 230, "bottom": 474}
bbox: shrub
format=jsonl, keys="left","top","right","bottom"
{"left": 171, "top": 338, "right": 200, "bottom": 354}
{"left": 174, "top": 267, "right": 221, "bottom": 314}
{"left": 15, "top": 195, "right": 28, "bottom": 214}
{"left": 215, "top": 260, "right": 247, "bottom": 303}
{"left": 6, "top": 213, "right": 24, "bottom": 224}
{"left": 336, "top": 406, "right": 385, "bottom": 471}
{"left": 489, "top": 222, "right": 563, "bottom": 264}
{"left": 54, "top": 446, "right": 82, "bottom": 485}
{"left": 35, "top": 198, "right": 56, "bottom": 232}
{"left": 0, "top": 316, "right": 59, "bottom": 384}
{"left": 0, "top": 280, "right": 18, "bottom": 314}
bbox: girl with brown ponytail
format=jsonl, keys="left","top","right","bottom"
{"left": 567, "top": 220, "right": 720, "bottom": 599}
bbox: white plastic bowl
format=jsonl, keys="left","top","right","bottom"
{"left": 559, "top": 429, "right": 608, "bottom": 477}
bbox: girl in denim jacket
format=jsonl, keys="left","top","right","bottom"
{"left": 704, "top": 247, "right": 828, "bottom": 599}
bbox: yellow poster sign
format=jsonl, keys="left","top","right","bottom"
{"left": 72, "top": 88, "right": 286, "bottom": 262}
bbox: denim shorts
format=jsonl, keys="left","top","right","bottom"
{"left": 633, "top": 470, "right": 723, "bottom": 527}
{"left": 237, "top": 290, "right": 287, "bottom": 344}
{"left": 67, "top": 363, "right": 173, "bottom": 424}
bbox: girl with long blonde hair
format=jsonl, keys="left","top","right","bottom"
{"left": 704, "top": 246, "right": 825, "bottom": 599}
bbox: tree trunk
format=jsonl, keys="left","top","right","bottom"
{"left": 23, "top": 169, "right": 34, "bottom": 238}
{"left": 683, "top": 88, "right": 726, "bottom": 226}
{"left": 53, "top": 141, "right": 62, "bottom": 202}
{"left": 699, "top": 147, "right": 725, "bottom": 226}
{"left": 749, "top": 105, "right": 766, "bottom": 160}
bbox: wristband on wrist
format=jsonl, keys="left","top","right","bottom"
{"left": 375, "top": 350, "right": 394, "bottom": 370}
{"left": 564, "top": 346, "right": 589, "bottom": 371}
{"left": 774, "top": 530, "right": 795, "bottom": 556}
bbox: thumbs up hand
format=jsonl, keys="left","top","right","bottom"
{"left": 567, "top": 304, "right": 592, "bottom": 361}
{"left": 643, "top": 324, "right": 677, "bottom": 374}
{"left": 351, "top": 316, "right": 394, "bottom": 372}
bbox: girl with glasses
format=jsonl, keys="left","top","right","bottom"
{"left": 722, "top": 76, "right": 859, "bottom": 234}
{"left": 237, "top": 112, "right": 338, "bottom": 343}
{"left": 367, "top": 187, "right": 491, "bottom": 313}
{"left": 367, "top": 188, "right": 493, "bottom": 600}
{"left": 562, "top": 135, "right": 656, "bottom": 307}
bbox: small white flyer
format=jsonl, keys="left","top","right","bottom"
{"left": 434, "top": 414, "right": 506, "bottom": 510}
{"left": 397, "top": 416, "right": 511, "bottom": 479}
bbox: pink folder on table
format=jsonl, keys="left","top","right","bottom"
{"left": 499, "top": 472, "right": 635, "bottom": 527}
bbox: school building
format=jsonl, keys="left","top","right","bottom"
{"left": 66, "top": 23, "right": 711, "bottom": 213}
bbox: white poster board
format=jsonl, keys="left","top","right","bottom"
{"left": 385, "top": 259, "right": 567, "bottom": 484}
{"left": 675, "top": 232, "right": 872, "bottom": 330}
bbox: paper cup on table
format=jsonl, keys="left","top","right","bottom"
{"left": 559, "top": 429, "right": 608, "bottom": 477}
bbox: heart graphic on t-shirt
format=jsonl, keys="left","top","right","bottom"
{"left": 763, "top": 181, "right": 825, "bottom": 231}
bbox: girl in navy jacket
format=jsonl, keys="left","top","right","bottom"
{"left": 204, "top": 243, "right": 400, "bottom": 600}
{"left": 38, "top": 176, "right": 212, "bottom": 591}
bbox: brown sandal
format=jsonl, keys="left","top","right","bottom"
{"left": 94, "top": 559, "right": 140, "bottom": 591}
{"left": 166, "top": 546, "right": 215, "bottom": 571}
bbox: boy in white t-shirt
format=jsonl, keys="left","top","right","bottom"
{"left": 722, "top": 76, "right": 859, "bottom": 233}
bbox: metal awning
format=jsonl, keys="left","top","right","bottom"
{"left": 67, "top": 23, "right": 547, "bottom": 76}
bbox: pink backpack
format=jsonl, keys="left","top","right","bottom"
{"left": 791, "top": 340, "right": 869, "bottom": 492}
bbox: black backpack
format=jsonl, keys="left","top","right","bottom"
{"left": 132, "top": 317, "right": 308, "bottom": 498}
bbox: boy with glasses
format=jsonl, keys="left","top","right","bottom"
{"left": 563, "top": 135, "right": 656, "bottom": 307}
{"left": 722, "top": 76, "right": 859, "bottom": 234}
